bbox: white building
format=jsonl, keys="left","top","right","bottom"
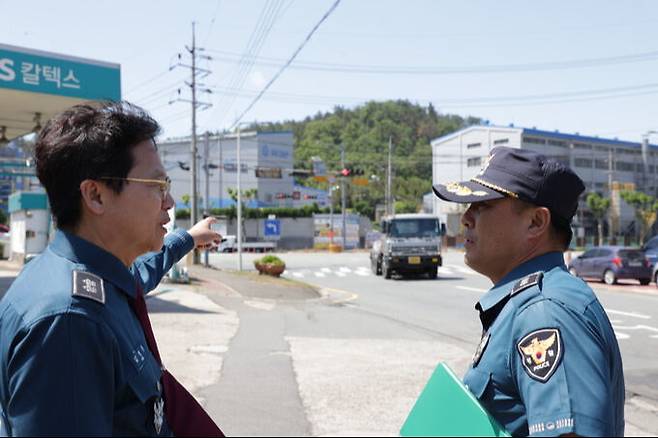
{"left": 159, "top": 131, "right": 302, "bottom": 209}
{"left": 431, "top": 125, "right": 658, "bottom": 241}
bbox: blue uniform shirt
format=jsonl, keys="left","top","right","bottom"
{"left": 463, "top": 252, "right": 625, "bottom": 437}
{"left": 0, "top": 229, "right": 194, "bottom": 436}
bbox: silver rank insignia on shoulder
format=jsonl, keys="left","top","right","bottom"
{"left": 472, "top": 332, "right": 490, "bottom": 366}
{"left": 72, "top": 270, "right": 105, "bottom": 304}
{"left": 154, "top": 396, "right": 164, "bottom": 434}
{"left": 510, "top": 271, "right": 543, "bottom": 297}
{"left": 517, "top": 328, "right": 562, "bottom": 382}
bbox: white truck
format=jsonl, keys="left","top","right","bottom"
{"left": 217, "top": 235, "right": 276, "bottom": 253}
{"left": 370, "top": 213, "right": 445, "bottom": 279}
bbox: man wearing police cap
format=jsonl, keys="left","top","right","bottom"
{"left": 433, "top": 146, "right": 624, "bottom": 436}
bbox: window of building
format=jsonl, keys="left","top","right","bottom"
{"left": 575, "top": 158, "right": 593, "bottom": 168}
{"left": 523, "top": 136, "right": 546, "bottom": 145}
{"left": 493, "top": 138, "right": 509, "bottom": 145}
{"left": 467, "top": 142, "right": 481, "bottom": 149}
{"left": 595, "top": 159, "right": 608, "bottom": 169}
{"left": 547, "top": 139, "right": 567, "bottom": 147}
{"left": 573, "top": 142, "right": 592, "bottom": 150}
{"left": 616, "top": 161, "right": 634, "bottom": 172}
{"left": 467, "top": 157, "right": 482, "bottom": 167}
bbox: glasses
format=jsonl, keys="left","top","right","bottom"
{"left": 100, "top": 176, "right": 171, "bottom": 199}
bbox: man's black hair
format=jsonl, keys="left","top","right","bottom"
{"left": 34, "top": 101, "right": 160, "bottom": 230}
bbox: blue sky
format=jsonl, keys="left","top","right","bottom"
{"left": 4, "top": 0, "right": 658, "bottom": 142}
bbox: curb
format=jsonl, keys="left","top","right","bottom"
{"left": 317, "top": 287, "right": 359, "bottom": 305}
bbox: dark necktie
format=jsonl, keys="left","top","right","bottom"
{"left": 131, "top": 284, "right": 225, "bottom": 437}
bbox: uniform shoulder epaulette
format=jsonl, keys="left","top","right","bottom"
{"left": 510, "top": 271, "right": 543, "bottom": 297}
{"left": 72, "top": 270, "right": 106, "bottom": 304}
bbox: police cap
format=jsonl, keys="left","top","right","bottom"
{"left": 432, "top": 146, "right": 585, "bottom": 234}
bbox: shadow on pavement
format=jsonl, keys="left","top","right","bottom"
{"left": 388, "top": 275, "right": 466, "bottom": 282}
{"left": 145, "top": 293, "right": 217, "bottom": 315}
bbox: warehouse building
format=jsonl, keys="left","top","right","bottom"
{"left": 431, "top": 125, "right": 658, "bottom": 244}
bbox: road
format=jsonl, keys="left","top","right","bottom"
{"left": 208, "top": 248, "right": 658, "bottom": 435}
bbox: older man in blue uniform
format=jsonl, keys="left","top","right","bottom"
{"left": 433, "top": 147, "right": 624, "bottom": 437}
{"left": 0, "top": 102, "right": 223, "bottom": 436}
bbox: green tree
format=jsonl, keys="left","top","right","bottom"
{"left": 586, "top": 193, "right": 610, "bottom": 245}
{"left": 256, "top": 100, "right": 480, "bottom": 216}
{"left": 181, "top": 194, "right": 190, "bottom": 208}
{"left": 619, "top": 190, "right": 658, "bottom": 243}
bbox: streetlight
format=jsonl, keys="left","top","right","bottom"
{"left": 235, "top": 122, "right": 256, "bottom": 271}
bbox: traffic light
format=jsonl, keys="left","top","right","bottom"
{"left": 339, "top": 167, "right": 364, "bottom": 177}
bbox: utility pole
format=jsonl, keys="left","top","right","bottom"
{"left": 169, "top": 21, "right": 213, "bottom": 264}
{"left": 643, "top": 130, "right": 658, "bottom": 196}
{"left": 203, "top": 131, "right": 210, "bottom": 267}
{"left": 218, "top": 136, "right": 223, "bottom": 208}
{"left": 189, "top": 22, "right": 199, "bottom": 264}
{"left": 387, "top": 136, "right": 393, "bottom": 216}
{"left": 341, "top": 143, "right": 347, "bottom": 249}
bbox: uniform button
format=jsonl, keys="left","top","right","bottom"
{"left": 157, "top": 381, "right": 161, "bottom": 392}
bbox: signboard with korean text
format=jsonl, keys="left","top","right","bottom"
{"left": 264, "top": 219, "right": 281, "bottom": 240}
{"left": 0, "top": 44, "right": 121, "bottom": 100}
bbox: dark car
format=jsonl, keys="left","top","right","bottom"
{"left": 568, "top": 246, "right": 652, "bottom": 285}
{"left": 642, "top": 235, "right": 658, "bottom": 284}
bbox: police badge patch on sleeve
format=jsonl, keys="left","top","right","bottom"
{"left": 72, "top": 270, "right": 106, "bottom": 304}
{"left": 517, "top": 328, "right": 562, "bottom": 382}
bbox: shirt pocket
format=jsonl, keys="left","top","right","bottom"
{"left": 465, "top": 368, "right": 493, "bottom": 400}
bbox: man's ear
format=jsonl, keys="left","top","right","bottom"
{"left": 528, "top": 206, "right": 552, "bottom": 238}
{"left": 79, "top": 180, "right": 107, "bottom": 216}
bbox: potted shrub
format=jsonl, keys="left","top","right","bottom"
{"left": 254, "top": 255, "right": 286, "bottom": 277}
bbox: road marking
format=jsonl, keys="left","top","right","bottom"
{"left": 321, "top": 268, "right": 332, "bottom": 273}
{"left": 339, "top": 267, "right": 352, "bottom": 273}
{"left": 292, "top": 272, "right": 304, "bottom": 278}
{"left": 437, "top": 267, "right": 454, "bottom": 275}
{"left": 457, "top": 286, "right": 487, "bottom": 293}
{"left": 446, "top": 264, "right": 477, "bottom": 275}
{"left": 607, "top": 309, "right": 651, "bottom": 320}
{"left": 336, "top": 272, "right": 347, "bottom": 277}
{"left": 314, "top": 272, "right": 326, "bottom": 278}
{"left": 611, "top": 324, "right": 658, "bottom": 333}
{"left": 355, "top": 271, "right": 371, "bottom": 277}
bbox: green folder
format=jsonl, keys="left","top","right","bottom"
{"left": 400, "top": 362, "right": 511, "bottom": 437}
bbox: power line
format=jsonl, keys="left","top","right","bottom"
{"left": 204, "top": 47, "right": 658, "bottom": 75}
{"left": 229, "top": 0, "right": 342, "bottom": 130}
{"left": 205, "top": 0, "right": 286, "bottom": 129}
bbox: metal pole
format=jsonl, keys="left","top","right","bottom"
{"left": 329, "top": 185, "right": 334, "bottom": 245}
{"left": 204, "top": 131, "right": 210, "bottom": 267}
{"left": 387, "top": 136, "right": 393, "bottom": 216}
{"left": 237, "top": 126, "right": 243, "bottom": 271}
{"left": 190, "top": 22, "right": 199, "bottom": 264}
{"left": 341, "top": 143, "right": 346, "bottom": 249}
{"left": 218, "top": 136, "right": 223, "bottom": 208}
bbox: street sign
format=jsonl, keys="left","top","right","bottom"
{"left": 264, "top": 219, "right": 281, "bottom": 240}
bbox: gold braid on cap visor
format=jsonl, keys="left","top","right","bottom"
{"left": 470, "top": 177, "right": 519, "bottom": 198}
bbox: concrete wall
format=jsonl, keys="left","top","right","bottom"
{"left": 175, "top": 215, "right": 372, "bottom": 250}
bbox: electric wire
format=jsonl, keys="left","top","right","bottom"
{"left": 204, "top": 47, "right": 658, "bottom": 75}
{"left": 229, "top": 0, "right": 342, "bottom": 130}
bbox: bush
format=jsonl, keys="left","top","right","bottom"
{"left": 256, "top": 255, "right": 285, "bottom": 266}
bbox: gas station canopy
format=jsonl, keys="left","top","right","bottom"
{"left": 0, "top": 44, "right": 121, "bottom": 141}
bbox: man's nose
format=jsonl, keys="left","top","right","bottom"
{"left": 163, "top": 192, "right": 175, "bottom": 210}
{"left": 462, "top": 205, "right": 474, "bottom": 228}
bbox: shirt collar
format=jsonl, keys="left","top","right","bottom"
{"left": 49, "top": 230, "right": 137, "bottom": 298}
{"left": 477, "top": 251, "right": 565, "bottom": 313}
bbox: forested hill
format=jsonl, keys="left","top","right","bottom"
{"left": 247, "top": 100, "right": 480, "bottom": 218}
